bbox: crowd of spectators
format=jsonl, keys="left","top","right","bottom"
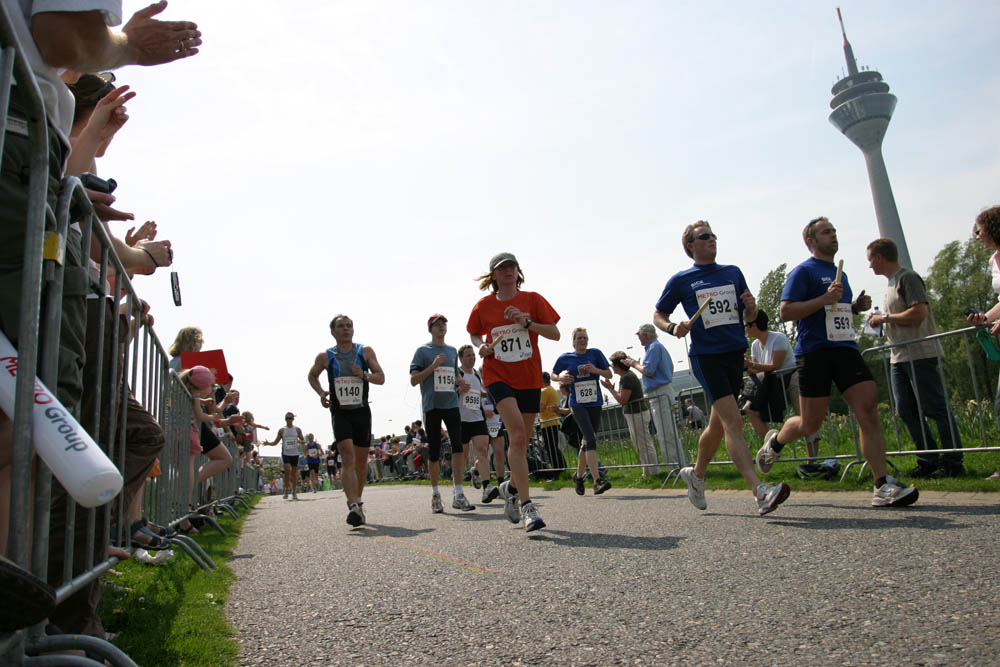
{"left": 0, "top": 0, "right": 267, "bottom": 648}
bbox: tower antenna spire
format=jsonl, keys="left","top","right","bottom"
{"left": 836, "top": 8, "right": 859, "bottom": 76}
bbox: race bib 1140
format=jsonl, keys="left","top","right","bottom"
{"left": 334, "top": 376, "right": 364, "bottom": 406}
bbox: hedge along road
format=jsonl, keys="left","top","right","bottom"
{"left": 227, "top": 485, "right": 1000, "bottom": 666}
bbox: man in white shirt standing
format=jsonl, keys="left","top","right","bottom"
{"left": 744, "top": 310, "right": 820, "bottom": 460}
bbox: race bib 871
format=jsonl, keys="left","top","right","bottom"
{"left": 491, "top": 324, "right": 532, "bottom": 362}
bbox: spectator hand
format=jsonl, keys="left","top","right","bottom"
{"left": 133, "top": 239, "right": 172, "bottom": 275}
{"left": 123, "top": 1, "right": 203, "bottom": 66}
{"left": 125, "top": 220, "right": 157, "bottom": 246}
{"left": 85, "top": 85, "right": 135, "bottom": 146}
{"left": 138, "top": 299, "right": 153, "bottom": 327}
{"left": 867, "top": 311, "right": 885, "bottom": 328}
{"left": 86, "top": 189, "right": 134, "bottom": 222}
{"left": 600, "top": 378, "right": 613, "bottom": 390}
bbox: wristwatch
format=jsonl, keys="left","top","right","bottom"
{"left": 523, "top": 317, "right": 533, "bottom": 330}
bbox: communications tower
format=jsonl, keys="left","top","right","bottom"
{"left": 828, "top": 8, "right": 912, "bottom": 269}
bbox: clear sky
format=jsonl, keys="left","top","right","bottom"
{"left": 98, "top": 1, "right": 1000, "bottom": 452}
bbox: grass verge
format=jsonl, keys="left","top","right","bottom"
{"left": 98, "top": 494, "right": 261, "bottom": 667}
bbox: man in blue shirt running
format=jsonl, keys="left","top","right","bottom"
{"left": 755, "top": 217, "right": 917, "bottom": 507}
{"left": 654, "top": 221, "right": 790, "bottom": 516}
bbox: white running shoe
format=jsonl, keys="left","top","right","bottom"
{"left": 872, "top": 476, "right": 919, "bottom": 507}
{"left": 756, "top": 481, "right": 790, "bottom": 516}
{"left": 471, "top": 467, "right": 482, "bottom": 489}
{"left": 346, "top": 503, "right": 364, "bottom": 527}
{"left": 431, "top": 494, "right": 444, "bottom": 514}
{"left": 482, "top": 483, "right": 500, "bottom": 504}
{"left": 679, "top": 466, "right": 707, "bottom": 510}
{"left": 499, "top": 480, "right": 520, "bottom": 524}
{"left": 755, "top": 429, "right": 781, "bottom": 475}
{"left": 521, "top": 501, "right": 545, "bottom": 532}
{"left": 452, "top": 495, "right": 475, "bottom": 511}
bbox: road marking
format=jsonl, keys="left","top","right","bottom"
{"left": 375, "top": 534, "right": 500, "bottom": 575}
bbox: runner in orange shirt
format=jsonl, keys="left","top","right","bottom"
{"left": 467, "top": 252, "right": 560, "bottom": 532}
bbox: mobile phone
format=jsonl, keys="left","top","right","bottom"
{"left": 171, "top": 271, "right": 182, "bottom": 306}
{"left": 965, "top": 307, "right": 983, "bottom": 316}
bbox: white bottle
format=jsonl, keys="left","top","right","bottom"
{"left": 0, "top": 330, "right": 123, "bottom": 508}
{"left": 872, "top": 307, "right": 884, "bottom": 336}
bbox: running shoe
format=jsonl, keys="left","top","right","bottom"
{"left": 282, "top": 492, "right": 288, "bottom": 500}
{"left": 499, "top": 480, "right": 520, "bottom": 524}
{"left": 573, "top": 474, "right": 585, "bottom": 496}
{"left": 756, "top": 481, "right": 790, "bottom": 516}
{"left": 482, "top": 483, "right": 500, "bottom": 504}
{"left": 755, "top": 429, "right": 781, "bottom": 475}
{"left": 520, "top": 501, "right": 545, "bottom": 532}
{"left": 471, "top": 467, "right": 482, "bottom": 489}
{"left": 431, "top": 494, "right": 444, "bottom": 514}
{"left": 292, "top": 492, "right": 299, "bottom": 501}
{"left": 593, "top": 479, "right": 611, "bottom": 495}
{"left": 679, "top": 466, "right": 707, "bottom": 510}
{"left": 872, "top": 476, "right": 919, "bottom": 507}
{"left": 346, "top": 503, "right": 364, "bottom": 527}
{"left": 452, "top": 495, "right": 475, "bottom": 511}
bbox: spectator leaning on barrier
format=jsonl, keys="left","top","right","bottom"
{"left": 867, "top": 238, "right": 964, "bottom": 478}
{"left": 624, "top": 323, "right": 683, "bottom": 468}
{"left": 966, "top": 206, "right": 1000, "bottom": 480}
{"left": 603, "top": 351, "right": 659, "bottom": 477}
{"left": 537, "top": 372, "right": 563, "bottom": 470}
{"left": 744, "top": 309, "right": 821, "bottom": 460}
{"left": 168, "top": 326, "right": 204, "bottom": 371}
{"left": 684, "top": 398, "right": 705, "bottom": 430}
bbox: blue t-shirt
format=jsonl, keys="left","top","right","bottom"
{"left": 410, "top": 343, "right": 460, "bottom": 412}
{"left": 552, "top": 348, "right": 609, "bottom": 407}
{"left": 641, "top": 338, "right": 674, "bottom": 392}
{"left": 655, "top": 263, "right": 750, "bottom": 356}
{"left": 782, "top": 257, "right": 859, "bottom": 355}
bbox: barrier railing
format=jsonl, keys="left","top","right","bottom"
{"left": 845, "top": 325, "right": 1000, "bottom": 478}
{"left": 1, "top": 7, "right": 256, "bottom": 663}
{"left": 530, "top": 395, "right": 687, "bottom": 479}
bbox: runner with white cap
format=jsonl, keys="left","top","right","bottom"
{"left": 467, "top": 252, "right": 561, "bottom": 532}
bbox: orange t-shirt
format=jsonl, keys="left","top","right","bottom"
{"left": 466, "top": 290, "right": 560, "bottom": 390}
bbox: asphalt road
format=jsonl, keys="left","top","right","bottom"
{"left": 227, "top": 484, "right": 1000, "bottom": 666}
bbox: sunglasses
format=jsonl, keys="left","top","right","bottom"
{"left": 695, "top": 232, "right": 717, "bottom": 241}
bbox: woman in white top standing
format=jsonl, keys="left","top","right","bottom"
{"left": 744, "top": 310, "right": 820, "bottom": 460}
{"left": 966, "top": 206, "right": 1000, "bottom": 479}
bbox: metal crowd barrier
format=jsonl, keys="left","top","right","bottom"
{"left": 530, "top": 395, "right": 688, "bottom": 479}
{"left": 1, "top": 7, "right": 256, "bottom": 662}
{"left": 845, "top": 324, "right": 1000, "bottom": 478}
